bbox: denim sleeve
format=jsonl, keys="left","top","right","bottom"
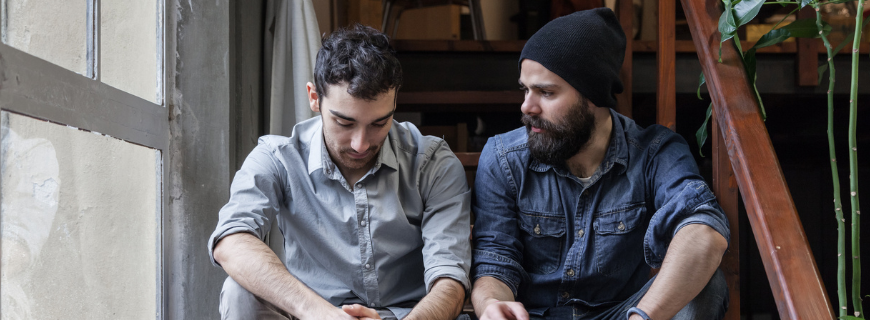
{"left": 643, "top": 130, "right": 731, "bottom": 268}
{"left": 418, "top": 140, "right": 473, "bottom": 293}
{"left": 207, "top": 142, "right": 286, "bottom": 267}
{"left": 470, "top": 138, "right": 527, "bottom": 297}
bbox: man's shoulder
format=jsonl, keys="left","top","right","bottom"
{"left": 614, "top": 112, "right": 685, "bottom": 153}
{"left": 487, "top": 127, "right": 530, "bottom": 154}
{"left": 388, "top": 121, "right": 450, "bottom": 158}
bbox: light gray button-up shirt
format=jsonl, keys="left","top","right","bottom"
{"left": 208, "top": 116, "right": 471, "bottom": 318}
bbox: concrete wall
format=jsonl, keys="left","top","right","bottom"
{"left": 4, "top": 0, "right": 87, "bottom": 74}
{"left": 164, "top": 0, "right": 231, "bottom": 318}
{"left": 101, "top": 0, "right": 159, "bottom": 103}
{"left": 1, "top": 112, "right": 158, "bottom": 319}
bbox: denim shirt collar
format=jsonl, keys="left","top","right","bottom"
{"left": 527, "top": 109, "right": 629, "bottom": 180}
{"left": 306, "top": 123, "right": 398, "bottom": 180}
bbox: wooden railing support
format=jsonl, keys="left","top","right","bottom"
{"left": 681, "top": 0, "right": 835, "bottom": 318}
{"left": 713, "top": 112, "right": 741, "bottom": 320}
{"left": 616, "top": 0, "right": 634, "bottom": 118}
{"left": 657, "top": 0, "right": 677, "bottom": 130}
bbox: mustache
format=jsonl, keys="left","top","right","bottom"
{"left": 340, "top": 145, "right": 378, "bottom": 154}
{"left": 522, "top": 114, "right": 559, "bottom": 132}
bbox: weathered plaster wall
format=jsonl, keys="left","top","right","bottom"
{"left": 165, "top": 0, "right": 231, "bottom": 318}
{"left": 101, "top": 0, "right": 159, "bottom": 103}
{"left": 4, "top": 0, "right": 87, "bottom": 74}
{"left": 1, "top": 112, "right": 157, "bottom": 319}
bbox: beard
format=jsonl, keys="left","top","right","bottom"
{"left": 522, "top": 97, "right": 597, "bottom": 166}
{"left": 323, "top": 135, "right": 381, "bottom": 172}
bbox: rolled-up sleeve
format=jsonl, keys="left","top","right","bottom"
{"left": 207, "top": 142, "right": 286, "bottom": 267}
{"left": 418, "top": 140, "right": 473, "bottom": 292}
{"left": 643, "top": 131, "right": 730, "bottom": 268}
{"left": 470, "top": 138, "right": 527, "bottom": 297}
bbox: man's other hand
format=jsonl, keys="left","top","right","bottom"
{"left": 342, "top": 304, "right": 382, "bottom": 320}
{"left": 479, "top": 300, "right": 529, "bottom": 320}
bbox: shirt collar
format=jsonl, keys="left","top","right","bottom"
{"left": 528, "top": 108, "right": 628, "bottom": 177}
{"left": 306, "top": 123, "right": 399, "bottom": 178}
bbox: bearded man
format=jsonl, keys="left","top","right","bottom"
{"left": 469, "top": 8, "right": 730, "bottom": 320}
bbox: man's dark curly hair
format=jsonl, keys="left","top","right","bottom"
{"left": 314, "top": 24, "right": 403, "bottom": 101}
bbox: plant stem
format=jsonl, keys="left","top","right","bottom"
{"left": 816, "top": 2, "right": 847, "bottom": 316}
{"left": 848, "top": 0, "right": 864, "bottom": 316}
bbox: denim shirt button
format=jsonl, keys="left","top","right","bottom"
{"left": 617, "top": 222, "right": 626, "bottom": 231}
{"left": 534, "top": 224, "right": 542, "bottom": 235}
{"left": 566, "top": 269, "right": 575, "bottom": 277}
{"left": 578, "top": 229, "right": 585, "bottom": 237}
{"left": 365, "top": 263, "right": 371, "bottom": 269}
{"left": 561, "top": 291, "right": 570, "bottom": 299}
{"left": 360, "top": 220, "right": 367, "bottom": 227}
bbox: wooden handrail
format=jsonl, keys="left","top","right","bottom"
{"left": 680, "top": 0, "right": 835, "bottom": 318}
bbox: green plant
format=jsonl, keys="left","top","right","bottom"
{"left": 696, "top": 0, "right": 867, "bottom": 317}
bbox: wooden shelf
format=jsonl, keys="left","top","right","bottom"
{"left": 392, "top": 39, "right": 870, "bottom": 54}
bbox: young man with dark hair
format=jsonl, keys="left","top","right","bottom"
{"left": 209, "top": 24, "right": 471, "bottom": 320}
{"left": 470, "top": 8, "right": 730, "bottom": 320}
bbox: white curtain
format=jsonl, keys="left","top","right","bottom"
{"left": 264, "top": 0, "right": 321, "bottom": 136}
{"left": 262, "top": 0, "right": 321, "bottom": 255}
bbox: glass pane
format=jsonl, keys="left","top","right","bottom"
{"left": 0, "top": 111, "right": 158, "bottom": 319}
{"left": 3, "top": 0, "right": 88, "bottom": 75}
{"left": 101, "top": 0, "right": 159, "bottom": 103}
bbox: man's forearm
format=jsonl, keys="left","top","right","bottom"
{"left": 213, "top": 232, "right": 335, "bottom": 318}
{"left": 404, "top": 278, "right": 466, "bottom": 320}
{"left": 471, "top": 276, "right": 514, "bottom": 316}
{"left": 632, "top": 224, "right": 728, "bottom": 319}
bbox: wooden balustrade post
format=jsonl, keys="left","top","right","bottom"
{"left": 657, "top": 0, "right": 676, "bottom": 130}
{"left": 616, "top": 0, "right": 634, "bottom": 118}
{"left": 713, "top": 110, "right": 741, "bottom": 320}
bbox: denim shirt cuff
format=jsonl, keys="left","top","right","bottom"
{"left": 471, "top": 250, "right": 526, "bottom": 297}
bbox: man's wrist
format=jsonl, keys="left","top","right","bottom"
{"left": 626, "top": 307, "right": 652, "bottom": 320}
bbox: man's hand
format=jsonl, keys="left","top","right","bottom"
{"left": 478, "top": 299, "right": 529, "bottom": 320}
{"left": 342, "top": 304, "right": 382, "bottom": 320}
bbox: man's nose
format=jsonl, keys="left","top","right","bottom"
{"left": 521, "top": 95, "right": 540, "bottom": 116}
{"left": 350, "top": 129, "right": 370, "bottom": 153}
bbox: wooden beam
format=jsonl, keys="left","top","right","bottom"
{"left": 657, "top": 0, "right": 676, "bottom": 130}
{"left": 712, "top": 111, "right": 741, "bottom": 320}
{"left": 797, "top": 6, "right": 819, "bottom": 86}
{"left": 681, "top": 0, "right": 835, "bottom": 318}
{"left": 616, "top": 0, "right": 634, "bottom": 118}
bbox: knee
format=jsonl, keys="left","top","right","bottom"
{"left": 676, "top": 269, "right": 729, "bottom": 320}
{"left": 220, "top": 277, "right": 260, "bottom": 319}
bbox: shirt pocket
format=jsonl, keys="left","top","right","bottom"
{"left": 517, "top": 211, "right": 566, "bottom": 275}
{"left": 592, "top": 203, "right": 646, "bottom": 276}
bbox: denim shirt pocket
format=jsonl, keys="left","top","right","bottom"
{"left": 517, "top": 211, "right": 566, "bottom": 274}
{"left": 592, "top": 203, "right": 646, "bottom": 276}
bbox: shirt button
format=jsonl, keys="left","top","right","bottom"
{"left": 578, "top": 229, "right": 585, "bottom": 237}
{"left": 561, "top": 291, "right": 570, "bottom": 299}
{"left": 534, "top": 224, "right": 542, "bottom": 235}
{"left": 356, "top": 183, "right": 362, "bottom": 189}
{"left": 360, "top": 221, "right": 367, "bottom": 227}
{"left": 582, "top": 190, "right": 589, "bottom": 197}
{"left": 364, "top": 263, "right": 371, "bottom": 269}
{"left": 617, "top": 222, "right": 626, "bottom": 231}
{"left": 566, "top": 269, "right": 575, "bottom": 277}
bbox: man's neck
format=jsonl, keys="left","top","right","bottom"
{"left": 566, "top": 108, "right": 613, "bottom": 179}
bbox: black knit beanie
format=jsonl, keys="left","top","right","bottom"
{"left": 519, "top": 7, "right": 626, "bottom": 109}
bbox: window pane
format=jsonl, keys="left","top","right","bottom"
{"left": 101, "top": 0, "right": 159, "bottom": 103}
{"left": 2, "top": 0, "right": 87, "bottom": 75}
{"left": 1, "top": 111, "right": 158, "bottom": 319}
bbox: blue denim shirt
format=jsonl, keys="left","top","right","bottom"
{"left": 471, "top": 109, "right": 729, "bottom": 315}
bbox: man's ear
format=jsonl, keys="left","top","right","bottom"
{"left": 307, "top": 82, "right": 320, "bottom": 113}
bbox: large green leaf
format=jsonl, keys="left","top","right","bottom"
{"left": 752, "top": 18, "right": 831, "bottom": 50}
{"left": 719, "top": 1, "right": 738, "bottom": 42}
{"left": 734, "top": 0, "right": 765, "bottom": 27}
{"left": 696, "top": 103, "right": 714, "bottom": 157}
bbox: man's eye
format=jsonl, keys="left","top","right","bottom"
{"left": 519, "top": 86, "right": 528, "bottom": 93}
{"left": 372, "top": 122, "right": 387, "bottom": 128}
{"left": 336, "top": 121, "right": 352, "bottom": 127}
{"left": 541, "top": 91, "right": 553, "bottom": 97}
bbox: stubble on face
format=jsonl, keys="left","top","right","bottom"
{"left": 522, "top": 96, "right": 597, "bottom": 166}
{"left": 322, "top": 129, "right": 382, "bottom": 172}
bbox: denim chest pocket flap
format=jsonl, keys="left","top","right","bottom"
{"left": 592, "top": 204, "right": 644, "bottom": 235}
{"left": 517, "top": 211, "right": 565, "bottom": 274}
